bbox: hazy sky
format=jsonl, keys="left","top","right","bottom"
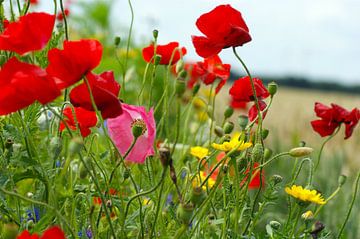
{"left": 38, "top": 0, "right": 360, "bottom": 84}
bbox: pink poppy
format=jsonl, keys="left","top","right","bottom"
{"left": 107, "top": 104, "right": 156, "bottom": 163}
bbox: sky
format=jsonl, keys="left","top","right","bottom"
{"left": 36, "top": 0, "right": 360, "bottom": 85}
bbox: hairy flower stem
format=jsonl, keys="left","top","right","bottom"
{"left": 171, "top": 100, "right": 181, "bottom": 155}
{"left": 122, "top": 0, "right": 134, "bottom": 98}
{"left": 289, "top": 205, "right": 301, "bottom": 238}
{"left": 59, "top": 0, "right": 69, "bottom": 40}
{"left": 232, "top": 47, "right": 263, "bottom": 142}
{"left": 315, "top": 126, "right": 340, "bottom": 171}
{"left": 0, "top": 187, "right": 76, "bottom": 238}
{"left": 337, "top": 170, "right": 360, "bottom": 238}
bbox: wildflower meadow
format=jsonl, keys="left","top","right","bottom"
{"left": 0, "top": 1, "right": 359, "bottom": 238}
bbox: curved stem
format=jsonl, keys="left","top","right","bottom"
{"left": 315, "top": 126, "right": 340, "bottom": 171}
{"left": 59, "top": 0, "right": 69, "bottom": 40}
{"left": 337, "top": 170, "right": 360, "bottom": 238}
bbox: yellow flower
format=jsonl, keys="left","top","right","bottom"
{"left": 212, "top": 132, "right": 252, "bottom": 152}
{"left": 302, "top": 210, "right": 314, "bottom": 220}
{"left": 192, "top": 171, "right": 215, "bottom": 190}
{"left": 190, "top": 146, "right": 209, "bottom": 160}
{"left": 143, "top": 198, "right": 152, "bottom": 205}
{"left": 285, "top": 185, "right": 326, "bottom": 205}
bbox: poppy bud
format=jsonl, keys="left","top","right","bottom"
{"left": 79, "top": 157, "right": 91, "bottom": 179}
{"left": 176, "top": 203, "right": 194, "bottom": 224}
{"left": 131, "top": 119, "right": 147, "bottom": 138}
{"left": 176, "top": 59, "right": 184, "bottom": 73}
{"left": 123, "top": 168, "right": 131, "bottom": 180}
{"left": 159, "top": 147, "right": 171, "bottom": 168}
{"left": 338, "top": 174, "right": 347, "bottom": 187}
{"left": 261, "top": 129, "right": 269, "bottom": 140}
{"left": 2, "top": 223, "right": 18, "bottom": 239}
{"left": 214, "top": 126, "right": 224, "bottom": 137}
{"left": 175, "top": 79, "right": 186, "bottom": 97}
{"left": 310, "top": 221, "right": 325, "bottom": 237}
{"left": 289, "top": 147, "right": 313, "bottom": 157}
{"left": 192, "top": 84, "right": 200, "bottom": 96}
{"left": 238, "top": 115, "right": 248, "bottom": 130}
{"left": 251, "top": 143, "right": 264, "bottom": 162}
{"left": 5, "top": 139, "right": 14, "bottom": 149}
{"left": 114, "top": 36, "right": 121, "bottom": 47}
{"left": 268, "top": 82, "right": 278, "bottom": 96}
{"left": 190, "top": 186, "right": 206, "bottom": 205}
{"left": 264, "top": 148, "right": 273, "bottom": 160}
{"left": 50, "top": 136, "right": 62, "bottom": 159}
{"left": 154, "top": 54, "right": 162, "bottom": 65}
{"left": 271, "top": 174, "right": 283, "bottom": 185}
{"left": 68, "top": 137, "right": 84, "bottom": 155}
{"left": 152, "top": 29, "right": 158, "bottom": 39}
{"left": 224, "top": 107, "right": 234, "bottom": 119}
{"left": 222, "top": 121, "right": 234, "bottom": 134}
{"left": 269, "top": 220, "right": 281, "bottom": 230}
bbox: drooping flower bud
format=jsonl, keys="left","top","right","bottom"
{"left": 223, "top": 121, "right": 234, "bottom": 134}
{"left": 175, "top": 59, "right": 184, "bottom": 73}
{"left": 176, "top": 203, "right": 194, "bottom": 224}
{"left": 159, "top": 147, "right": 171, "bottom": 168}
{"left": 264, "top": 148, "right": 273, "bottom": 160}
{"left": 338, "top": 174, "right": 347, "bottom": 187}
{"left": 152, "top": 29, "right": 159, "bottom": 39}
{"left": 238, "top": 115, "right": 248, "bottom": 130}
{"left": 261, "top": 129, "right": 269, "bottom": 140}
{"left": 68, "top": 137, "right": 84, "bottom": 155}
{"left": 289, "top": 147, "right": 314, "bottom": 157}
{"left": 224, "top": 107, "right": 234, "bottom": 119}
{"left": 268, "top": 81, "right": 278, "bottom": 96}
{"left": 190, "top": 186, "right": 206, "bottom": 205}
{"left": 269, "top": 221, "right": 281, "bottom": 230}
{"left": 114, "top": 36, "right": 121, "bottom": 47}
{"left": 214, "top": 126, "right": 224, "bottom": 137}
{"left": 251, "top": 143, "right": 264, "bottom": 162}
{"left": 192, "top": 84, "right": 200, "bottom": 96}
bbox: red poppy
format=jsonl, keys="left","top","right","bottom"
{"left": 0, "top": 57, "right": 60, "bottom": 116}
{"left": 229, "top": 76, "right": 269, "bottom": 103}
{"left": 28, "top": 0, "right": 39, "bottom": 4}
{"left": 47, "top": 39, "right": 102, "bottom": 89}
{"left": 239, "top": 162, "right": 264, "bottom": 189}
{"left": 230, "top": 99, "right": 247, "bottom": 110}
{"left": 17, "top": 226, "right": 65, "bottom": 239}
{"left": 142, "top": 42, "right": 186, "bottom": 65}
{"left": 192, "top": 4, "right": 251, "bottom": 58}
{"left": 59, "top": 106, "right": 98, "bottom": 137}
{"left": 57, "top": 9, "right": 70, "bottom": 21}
{"left": 69, "top": 71, "right": 122, "bottom": 119}
{"left": 0, "top": 12, "right": 55, "bottom": 55}
{"left": 184, "top": 63, "right": 202, "bottom": 89}
{"left": 196, "top": 55, "right": 231, "bottom": 93}
{"left": 311, "top": 102, "right": 360, "bottom": 139}
{"left": 248, "top": 100, "right": 268, "bottom": 122}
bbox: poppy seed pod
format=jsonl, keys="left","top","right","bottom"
{"left": 131, "top": 119, "right": 147, "bottom": 138}
{"left": 268, "top": 82, "right": 278, "bottom": 96}
{"left": 176, "top": 203, "right": 194, "bottom": 224}
{"left": 190, "top": 186, "right": 206, "bottom": 205}
{"left": 223, "top": 121, "right": 234, "bottom": 134}
{"left": 289, "top": 147, "right": 313, "bottom": 157}
{"left": 224, "top": 107, "right": 234, "bottom": 119}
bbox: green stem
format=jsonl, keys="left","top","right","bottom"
{"left": 289, "top": 205, "right": 301, "bottom": 238}
{"left": 122, "top": 0, "right": 134, "bottom": 97}
{"left": 59, "top": 0, "right": 69, "bottom": 40}
{"left": 337, "top": 170, "right": 360, "bottom": 238}
{"left": 315, "top": 126, "right": 340, "bottom": 171}
{"left": 0, "top": 187, "right": 76, "bottom": 238}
